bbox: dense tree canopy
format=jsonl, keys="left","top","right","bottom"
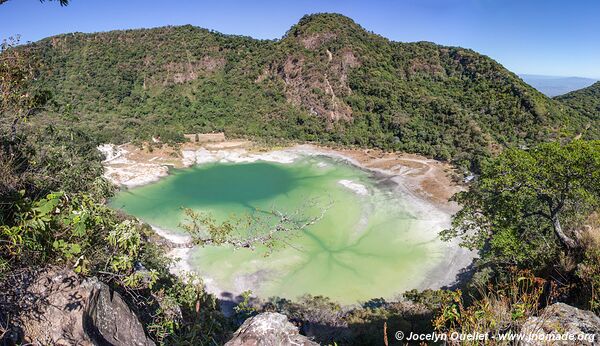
{"left": 556, "top": 81, "right": 600, "bottom": 119}
{"left": 21, "top": 13, "right": 599, "bottom": 171}
{"left": 442, "top": 140, "right": 600, "bottom": 270}
{"left": 1, "top": 34, "right": 230, "bottom": 344}
{"left": 3, "top": 8, "right": 600, "bottom": 344}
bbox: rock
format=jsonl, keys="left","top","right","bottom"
{"left": 225, "top": 312, "right": 318, "bottom": 346}
{"left": 0, "top": 267, "right": 95, "bottom": 345}
{"left": 520, "top": 303, "right": 600, "bottom": 345}
{"left": 84, "top": 281, "right": 155, "bottom": 346}
{"left": 0, "top": 267, "right": 155, "bottom": 346}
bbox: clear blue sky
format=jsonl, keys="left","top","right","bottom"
{"left": 1, "top": 0, "right": 599, "bottom": 79}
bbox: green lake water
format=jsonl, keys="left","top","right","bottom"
{"left": 110, "top": 156, "right": 448, "bottom": 304}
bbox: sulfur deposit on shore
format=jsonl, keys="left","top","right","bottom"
{"left": 99, "top": 136, "right": 474, "bottom": 293}
{"left": 98, "top": 137, "right": 253, "bottom": 187}
{"left": 99, "top": 139, "right": 462, "bottom": 210}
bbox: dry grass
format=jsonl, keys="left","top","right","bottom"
{"left": 580, "top": 212, "right": 600, "bottom": 250}
{"left": 433, "top": 269, "right": 546, "bottom": 345}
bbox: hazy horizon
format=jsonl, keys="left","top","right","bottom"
{"left": 519, "top": 74, "right": 597, "bottom": 97}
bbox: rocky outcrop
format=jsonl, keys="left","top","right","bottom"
{"left": 84, "top": 281, "right": 155, "bottom": 346}
{"left": 520, "top": 303, "right": 600, "bottom": 345}
{"left": 1, "top": 267, "right": 94, "bottom": 345}
{"left": 0, "top": 267, "right": 154, "bottom": 346}
{"left": 225, "top": 312, "right": 318, "bottom": 346}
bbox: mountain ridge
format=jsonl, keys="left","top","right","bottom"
{"left": 555, "top": 81, "right": 600, "bottom": 119}
{"left": 26, "top": 13, "right": 598, "bottom": 169}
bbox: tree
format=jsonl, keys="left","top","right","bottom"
{"left": 1, "top": 38, "right": 40, "bottom": 145}
{"left": 1, "top": 37, "right": 56, "bottom": 220}
{"left": 442, "top": 140, "right": 600, "bottom": 269}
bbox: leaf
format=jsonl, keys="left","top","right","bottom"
{"left": 72, "top": 213, "right": 88, "bottom": 237}
{"left": 34, "top": 196, "right": 60, "bottom": 217}
{"left": 70, "top": 243, "right": 81, "bottom": 254}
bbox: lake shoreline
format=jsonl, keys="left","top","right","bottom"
{"left": 101, "top": 140, "right": 475, "bottom": 305}
{"left": 100, "top": 141, "right": 462, "bottom": 210}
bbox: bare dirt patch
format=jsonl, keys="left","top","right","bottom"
{"left": 99, "top": 138, "right": 253, "bottom": 187}
{"left": 312, "top": 146, "right": 462, "bottom": 211}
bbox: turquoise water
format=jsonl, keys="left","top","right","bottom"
{"left": 110, "top": 156, "right": 447, "bottom": 304}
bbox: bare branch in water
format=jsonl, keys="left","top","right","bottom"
{"left": 179, "top": 196, "right": 333, "bottom": 254}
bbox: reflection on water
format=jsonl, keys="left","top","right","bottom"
{"left": 110, "top": 157, "right": 447, "bottom": 304}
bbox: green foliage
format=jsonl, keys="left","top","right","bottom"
{"left": 556, "top": 81, "right": 600, "bottom": 120}
{"left": 149, "top": 272, "right": 231, "bottom": 345}
{"left": 22, "top": 14, "right": 597, "bottom": 171}
{"left": 234, "top": 290, "right": 257, "bottom": 321}
{"left": 0, "top": 37, "right": 44, "bottom": 123}
{"left": 253, "top": 294, "right": 437, "bottom": 345}
{"left": 1, "top": 191, "right": 123, "bottom": 276}
{"left": 575, "top": 216, "right": 600, "bottom": 314}
{"left": 403, "top": 288, "right": 455, "bottom": 310}
{"left": 578, "top": 248, "right": 600, "bottom": 313}
{"left": 264, "top": 295, "right": 347, "bottom": 343}
{"left": 0, "top": 26, "right": 232, "bottom": 346}
{"left": 0, "top": 120, "right": 107, "bottom": 223}
{"left": 0, "top": 188, "right": 231, "bottom": 343}
{"left": 181, "top": 208, "right": 236, "bottom": 246}
{"left": 442, "top": 140, "right": 600, "bottom": 271}
{"left": 3, "top": 12, "right": 600, "bottom": 345}
{"left": 180, "top": 200, "right": 328, "bottom": 254}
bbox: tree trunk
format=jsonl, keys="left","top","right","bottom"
{"left": 552, "top": 216, "right": 577, "bottom": 249}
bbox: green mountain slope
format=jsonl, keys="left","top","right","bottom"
{"left": 29, "top": 13, "right": 595, "bottom": 169}
{"left": 555, "top": 82, "right": 600, "bottom": 119}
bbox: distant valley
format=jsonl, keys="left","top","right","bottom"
{"left": 520, "top": 74, "right": 598, "bottom": 97}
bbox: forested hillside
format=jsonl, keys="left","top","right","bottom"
{"left": 29, "top": 13, "right": 597, "bottom": 169}
{"left": 556, "top": 81, "right": 600, "bottom": 119}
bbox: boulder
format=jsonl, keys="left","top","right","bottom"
{"left": 520, "top": 302, "right": 600, "bottom": 345}
{"left": 84, "top": 281, "right": 155, "bottom": 346}
{"left": 225, "top": 312, "right": 318, "bottom": 346}
{"left": 0, "top": 267, "right": 154, "bottom": 346}
{"left": 0, "top": 267, "right": 94, "bottom": 345}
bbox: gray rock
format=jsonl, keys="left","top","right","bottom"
{"left": 520, "top": 303, "right": 600, "bottom": 345}
{"left": 225, "top": 312, "right": 318, "bottom": 346}
{"left": 1, "top": 267, "right": 95, "bottom": 345}
{"left": 84, "top": 281, "right": 155, "bottom": 346}
{"left": 2, "top": 267, "right": 156, "bottom": 345}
